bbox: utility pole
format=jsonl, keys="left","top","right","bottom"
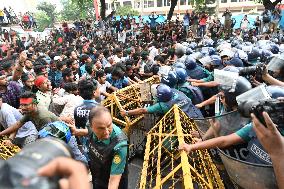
{"left": 216, "top": 0, "right": 220, "bottom": 18}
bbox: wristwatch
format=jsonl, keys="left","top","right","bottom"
{"left": 125, "top": 111, "right": 129, "bottom": 116}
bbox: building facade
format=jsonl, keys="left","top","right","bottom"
{"left": 104, "top": 0, "right": 264, "bottom": 18}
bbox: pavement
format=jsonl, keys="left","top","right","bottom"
{"left": 128, "top": 157, "right": 144, "bottom": 188}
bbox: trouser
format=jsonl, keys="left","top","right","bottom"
{"left": 224, "top": 20, "right": 232, "bottom": 35}
{"left": 191, "top": 24, "right": 198, "bottom": 37}
{"left": 68, "top": 136, "right": 88, "bottom": 164}
{"left": 199, "top": 25, "right": 206, "bottom": 37}
{"left": 184, "top": 25, "right": 189, "bottom": 34}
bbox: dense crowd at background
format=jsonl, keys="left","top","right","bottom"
{"left": 0, "top": 5, "right": 283, "bottom": 189}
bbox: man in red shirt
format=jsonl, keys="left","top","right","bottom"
{"left": 199, "top": 11, "right": 208, "bottom": 37}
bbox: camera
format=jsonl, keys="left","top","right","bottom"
{"left": 0, "top": 138, "right": 72, "bottom": 189}
{"left": 238, "top": 98, "right": 284, "bottom": 128}
{"left": 239, "top": 63, "right": 265, "bottom": 81}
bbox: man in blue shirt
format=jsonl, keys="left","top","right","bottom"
{"left": 149, "top": 12, "right": 159, "bottom": 31}
{"left": 106, "top": 67, "right": 130, "bottom": 89}
{"left": 183, "top": 10, "right": 191, "bottom": 34}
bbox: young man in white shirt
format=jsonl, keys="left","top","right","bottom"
{"left": 96, "top": 70, "right": 117, "bottom": 103}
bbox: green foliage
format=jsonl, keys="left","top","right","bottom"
{"left": 59, "top": 0, "right": 81, "bottom": 21}
{"left": 34, "top": 11, "right": 52, "bottom": 32}
{"left": 115, "top": 5, "right": 139, "bottom": 16}
{"left": 36, "top": 2, "right": 57, "bottom": 28}
{"left": 71, "top": 0, "right": 97, "bottom": 18}
{"left": 194, "top": 0, "right": 216, "bottom": 15}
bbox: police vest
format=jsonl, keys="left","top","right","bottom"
{"left": 246, "top": 130, "right": 272, "bottom": 165}
{"left": 165, "top": 89, "right": 203, "bottom": 118}
{"left": 178, "top": 82, "right": 204, "bottom": 105}
{"left": 89, "top": 132, "right": 128, "bottom": 188}
{"left": 186, "top": 66, "right": 208, "bottom": 80}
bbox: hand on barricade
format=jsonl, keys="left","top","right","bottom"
{"left": 3, "top": 139, "right": 14, "bottom": 147}
{"left": 178, "top": 143, "right": 193, "bottom": 154}
{"left": 120, "top": 109, "right": 127, "bottom": 117}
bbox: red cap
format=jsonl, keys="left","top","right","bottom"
{"left": 34, "top": 76, "right": 47, "bottom": 88}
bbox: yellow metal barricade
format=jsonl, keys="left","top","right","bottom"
{"left": 0, "top": 137, "right": 20, "bottom": 160}
{"left": 139, "top": 105, "right": 224, "bottom": 189}
{"left": 103, "top": 76, "right": 160, "bottom": 134}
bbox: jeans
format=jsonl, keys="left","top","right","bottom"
{"left": 199, "top": 25, "right": 206, "bottom": 37}
{"left": 68, "top": 136, "right": 88, "bottom": 165}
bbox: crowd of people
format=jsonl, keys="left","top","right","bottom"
{"left": 0, "top": 6, "right": 283, "bottom": 189}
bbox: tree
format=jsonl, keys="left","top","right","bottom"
{"left": 72, "top": 0, "right": 106, "bottom": 20}
{"left": 35, "top": 11, "right": 51, "bottom": 31}
{"left": 60, "top": 0, "right": 95, "bottom": 21}
{"left": 37, "top": 2, "right": 57, "bottom": 27}
{"left": 115, "top": 5, "right": 139, "bottom": 16}
{"left": 167, "top": 0, "right": 215, "bottom": 20}
{"left": 256, "top": 0, "right": 282, "bottom": 10}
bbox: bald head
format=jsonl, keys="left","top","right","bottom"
{"left": 89, "top": 106, "right": 111, "bottom": 124}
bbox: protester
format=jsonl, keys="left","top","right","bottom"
{"left": 0, "top": 5, "right": 283, "bottom": 188}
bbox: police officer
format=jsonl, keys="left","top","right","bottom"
{"left": 184, "top": 56, "right": 213, "bottom": 80}
{"left": 175, "top": 68, "right": 204, "bottom": 105}
{"left": 72, "top": 106, "right": 128, "bottom": 189}
{"left": 120, "top": 84, "right": 203, "bottom": 118}
{"left": 179, "top": 85, "right": 284, "bottom": 165}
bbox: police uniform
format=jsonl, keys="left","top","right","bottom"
{"left": 236, "top": 123, "right": 284, "bottom": 165}
{"left": 147, "top": 89, "right": 203, "bottom": 118}
{"left": 186, "top": 65, "right": 213, "bottom": 80}
{"left": 177, "top": 82, "right": 204, "bottom": 105}
{"left": 88, "top": 124, "right": 128, "bottom": 189}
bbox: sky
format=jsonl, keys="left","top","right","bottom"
{"left": 1, "top": 0, "right": 63, "bottom": 13}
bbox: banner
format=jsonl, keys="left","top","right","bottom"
{"left": 93, "top": 0, "right": 100, "bottom": 21}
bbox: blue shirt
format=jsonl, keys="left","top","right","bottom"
{"left": 0, "top": 103, "right": 37, "bottom": 138}
{"left": 183, "top": 15, "right": 190, "bottom": 26}
{"left": 106, "top": 74, "right": 129, "bottom": 89}
{"left": 80, "top": 64, "right": 87, "bottom": 76}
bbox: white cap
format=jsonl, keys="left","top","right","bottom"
{"left": 220, "top": 49, "right": 234, "bottom": 58}
{"left": 199, "top": 56, "right": 213, "bottom": 65}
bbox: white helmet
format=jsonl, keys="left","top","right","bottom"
{"left": 220, "top": 49, "right": 234, "bottom": 58}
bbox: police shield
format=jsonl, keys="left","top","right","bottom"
{"left": 267, "top": 56, "right": 284, "bottom": 78}
{"left": 218, "top": 148, "right": 276, "bottom": 189}
{"left": 194, "top": 110, "right": 249, "bottom": 137}
{"left": 193, "top": 112, "right": 277, "bottom": 189}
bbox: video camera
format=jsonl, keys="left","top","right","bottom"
{"left": 238, "top": 98, "right": 284, "bottom": 129}
{"left": 239, "top": 63, "right": 266, "bottom": 81}
{"left": 0, "top": 138, "right": 72, "bottom": 189}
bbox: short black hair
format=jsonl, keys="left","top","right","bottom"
{"left": 64, "top": 82, "right": 78, "bottom": 93}
{"left": 20, "top": 91, "right": 36, "bottom": 100}
{"left": 95, "top": 70, "right": 105, "bottom": 79}
{"left": 34, "top": 64, "right": 46, "bottom": 75}
{"left": 56, "top": 60, "right": 67, "bottom": 70}
{"left": 62, "top": 68, "right": 73, "bottom": 78}
{"left": 85, "top": 63, "right": 94, "bottom": 75}
{"left": 78, "top": 79, "right": 98, "bottom": 100}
